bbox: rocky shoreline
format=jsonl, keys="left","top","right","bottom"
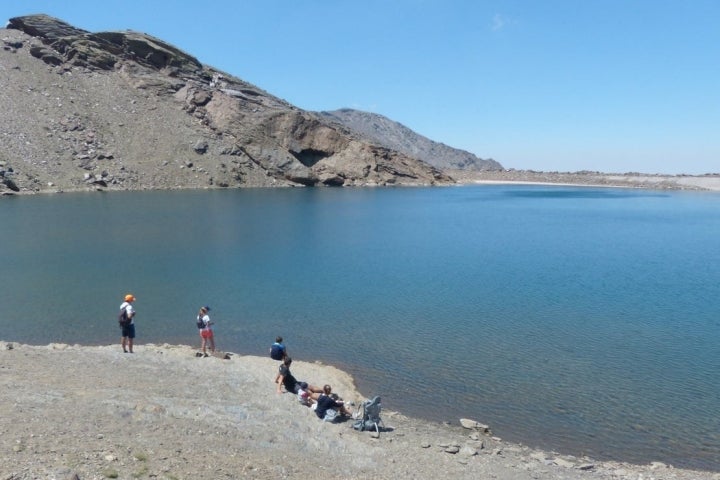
{"left": 4, "top": 169, "right": 720, "bottom": 197}
{"left": 4, "top": 165, "right": 719, "bottom": 197}
{"left": 1, "top": 342, "right": 718, "bottom": 479}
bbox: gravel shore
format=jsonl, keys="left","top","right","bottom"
{"left": 452, "top": 170, "right": 720, "bottom": 191}
{"left": 1, "top": 342, "right": 718, "bottom": 480}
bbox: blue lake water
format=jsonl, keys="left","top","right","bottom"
{"left": 1, "top": 185, "right": 719, "bottom": 470}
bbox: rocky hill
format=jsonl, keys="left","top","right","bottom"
{"left": 319, "top": 109, "right": 502, "bottom": 172}
{"left": 0, "top": 14, "right": 457, "bottom": 195}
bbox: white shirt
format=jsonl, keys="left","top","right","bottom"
{"left": 120, "top": 301, "right": 135, "bottom": 325}
{"left": 199, "top": 314, "right": 211, "bottom": 330}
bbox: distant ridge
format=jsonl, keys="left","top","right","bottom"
{"left": 318, "top": 108, "right": 502, "bottom": 172}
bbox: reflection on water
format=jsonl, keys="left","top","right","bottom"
{"left": 1, "top": 186, "right": 720, "bottom": 470}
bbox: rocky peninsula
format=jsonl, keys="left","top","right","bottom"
{"left": 1, "top": 342, "right": 718, "bottom": 479}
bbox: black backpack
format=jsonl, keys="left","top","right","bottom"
{"left": 196, "top": 315, "right": 205, "bottom": 329}
{"left": 118, "top": 307, "right": 130, "bottom": 327}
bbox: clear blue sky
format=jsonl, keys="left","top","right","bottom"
{"left": 4, "top": 1, "right": 718, "bottom": 174}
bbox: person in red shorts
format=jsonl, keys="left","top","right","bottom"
{"left": 196, "top": 306, "right": 215, "bottom": 357}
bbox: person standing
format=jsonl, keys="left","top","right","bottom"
{"left": 119, "top": 294, "right": 136, "bottom": 353}
{"left": 197, "top": 306, "right": 215, "bottom": 357}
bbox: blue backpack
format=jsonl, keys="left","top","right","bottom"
{"left": 270, "top": 343, "right": 285, "bottom": 360}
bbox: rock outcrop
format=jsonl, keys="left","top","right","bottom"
{"left": 1, "top": 14, "right": 454, "bottom": 194}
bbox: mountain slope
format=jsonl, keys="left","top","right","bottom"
{"left": 318, "top": 109, "right": 502, "bottom": 172}
{"left": 0, "top": 14, "right": 453, "bottom": 195}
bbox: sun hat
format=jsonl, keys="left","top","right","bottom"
{"left": 124, "top": 294, "right": 136, "bottom": 302}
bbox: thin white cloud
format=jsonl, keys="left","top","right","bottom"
{"left": 491, "top": 13, "right": 506, "bottom": 32}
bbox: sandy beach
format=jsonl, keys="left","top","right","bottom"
{"left": 1, "top": 342, "right": 718, "bottom": 480}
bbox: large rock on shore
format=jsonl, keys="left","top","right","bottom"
{"left": 1, "top": 14, "right": 453, "bottom": 194}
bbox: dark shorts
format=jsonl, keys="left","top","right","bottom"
{"left": 121, "top": 324, "right": 135, "bottom": 339}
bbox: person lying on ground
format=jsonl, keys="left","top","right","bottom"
{"left": 275, "top": 357, "right": 322, "bottom": 395}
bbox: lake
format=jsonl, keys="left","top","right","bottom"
{"left": 2, "top": 185, "right": 719, "bottom": 470}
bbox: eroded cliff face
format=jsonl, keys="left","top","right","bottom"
{"left": 0, "top": 14, "right": 453, "bottom": 194}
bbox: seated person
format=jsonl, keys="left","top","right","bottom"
{"left": 275, "top": 357, "right": 322, "bottom": 395}
{"left": 269, "top": 336, "right": 288, "bottom": 361}
{"left": 297, "top": 382, "right": 313, "bottom": 406}
{"left": 314, "top": 384, "right": 352, "bottom": 420}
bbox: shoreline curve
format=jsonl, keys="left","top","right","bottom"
{"left": 0, "top": 341, "right": 717, "bottom": 479}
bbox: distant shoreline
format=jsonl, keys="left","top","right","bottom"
{"left": 451, "top": 170, "right": 720, "bottom": 192}
{"left": 4, "top": 170, "right": 719, "bottom": 197}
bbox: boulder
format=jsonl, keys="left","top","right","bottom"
{"left": 460, "top": 418, "right": 491, "bottom": 433}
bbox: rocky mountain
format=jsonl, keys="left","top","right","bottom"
{"left": 319, "top": 109, "right": 502, "bottom": 172}
{"left": 0, "top": 14, "right": 459, "bottom": 195}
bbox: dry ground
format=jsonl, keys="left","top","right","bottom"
{"left": 1, "top": 342, "right": 718, "bottom": 480}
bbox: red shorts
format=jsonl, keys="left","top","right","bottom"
{"left": 200, "top": 329, "right": 214, "bottom": 339}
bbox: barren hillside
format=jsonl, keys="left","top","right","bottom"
{"left": 0, "top": 14, "right": 453, "bottom": 195}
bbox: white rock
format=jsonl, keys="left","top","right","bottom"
{"left": 553, "top": 458, "right": 575, "bottom": 468}
{"left": 460, "top": 445, "right": 478, "bottom": 456}
{"left": 460, "top": 418, "right": 479, "bottom": 429}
